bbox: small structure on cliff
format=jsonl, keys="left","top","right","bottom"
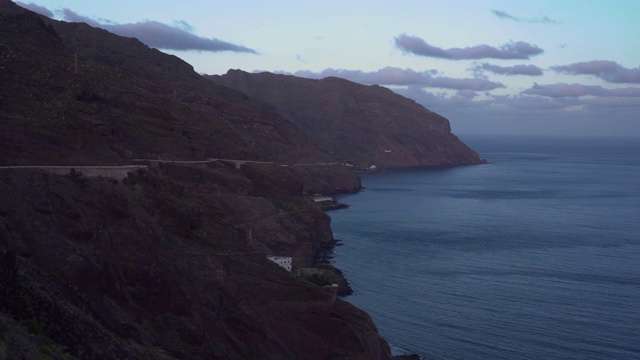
{"left": 267, "top": 256, "right": 292, "bottom": 272}
{"left": 312, "top": 195, "right": 333, "bottom": 204}
{"left": 324, "top": 283, "right": 339, "bottom": 305}
{"left": 311, "top": 195, "right": 348, "bottom": 211}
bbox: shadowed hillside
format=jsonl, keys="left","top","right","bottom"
{"left": 0, "top": 2, "right": 332, "bottom": 167}
{"left": 0, "top": 1, "right": 389, "bottom": 359}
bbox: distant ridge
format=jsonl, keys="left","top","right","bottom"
{"left": 208, "top": 70, "right": 486, "bottom": 169}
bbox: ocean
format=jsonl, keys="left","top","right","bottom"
{"left": 329, "top": 135, "right": 640, "bottom": 360}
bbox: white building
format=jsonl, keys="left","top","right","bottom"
{"left": 312, "top": 195, "right": 333, "bottom": 203}
{"left": 267, "top": 256, "right": 292, "bottom": 272}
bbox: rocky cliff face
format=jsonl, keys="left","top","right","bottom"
{"left": 208, "top": 70, "right": 486, "bottom": 169}
{"left": 0, "top": 2, "right": 388, "bottom": 359}
{"left": 0, "top": 0, "right": 359, "bottom": 193}
{"left": 0, "top": 165, "right": 390, "bottom": 359}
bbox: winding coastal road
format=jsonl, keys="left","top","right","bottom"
{"left": 1, "top": 158, "right": 349, "bottom": 180}
{"left": 0, "top": 165, "right": 148, "bottom": 180}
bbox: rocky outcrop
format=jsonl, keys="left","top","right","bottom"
{"left": 208, "top": 70, "right": 486, "bottom": 169}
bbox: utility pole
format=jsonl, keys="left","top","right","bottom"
{"left": 74, "top": 52, "right": 78, "bottom": 74}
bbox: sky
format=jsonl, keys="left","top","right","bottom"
{"left": 15, "top": 0, "right": 640, "bottom": 137}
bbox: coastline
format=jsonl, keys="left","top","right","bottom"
{"left": 324, "top": 188, "right": 424, "bottom": 360}
{"left": 308, "top": 162, "right": 488, "bottom": 359}
{"left": 322, "top": 141, "right": 640, "bottom": 358}
{"left": 320, "top": 202, "right": 349, "bottom": 211}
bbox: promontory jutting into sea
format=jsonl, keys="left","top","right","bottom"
{"left": 330, "top": 135, "right": 640, "bottom": 359}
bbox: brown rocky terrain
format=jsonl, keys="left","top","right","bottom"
{"left": 0, "top": 2, "right": 387, "bottom": 358}
{"left": 208, "top": 70, "right": 486, "bottom": 169}
{"left": 0, "top": 0, "right": 359, "bottom": 194}
{"left": 1, "top": 1, "right": 478, "bottom": 358}
{"left": 0, "top": 165, "right": 390, "bottom": 359}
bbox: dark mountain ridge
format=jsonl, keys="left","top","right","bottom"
{"left": 0, "top": 2, "right": 386, "bottom": 358}
{"left": 0, "top": 2, "right": 332, "bottom": 168}
{"left": 0, "top": 1, "right": 481, "bottom": 358}
{"left": 1, "top": 0, "right": 363, "bottom": 194}
{"left": 208, "top": 70, "right": 485, "bottom": 169}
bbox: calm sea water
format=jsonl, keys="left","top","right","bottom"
{"left": 330, "top": 135, "right": 640, "bottom": 360}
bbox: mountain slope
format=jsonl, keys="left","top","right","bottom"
{"left": 0, "top": 165, "right": 389, "bottom": 359}
{"left": 0, "top": 2, "right": 329, "bottom": 166}
{"left": 0, "top": 2, "right": 388, "bottom": 359}
{"left": 208, "top": 70, "right": 486, "bottom": 169}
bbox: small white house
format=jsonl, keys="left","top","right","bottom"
{"left": 312, "top": 195, "right": 333, "bottom": 203}
{"left": 267, "top": 256, "right": 292, "bottom": 272}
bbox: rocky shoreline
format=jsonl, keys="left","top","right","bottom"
{"left": 314, "top": 194, "right": 425, "bottom": 360}
{"left": 321, "top": 201, "right": 350, "bottom": 211}
{"left": 1, "top": 3, "right": 482, "bottom": 357}
{"left": 311, "top": 239, "right": 353, "bottom": 296}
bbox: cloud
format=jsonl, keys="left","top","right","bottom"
{"left": 15, "top": 1, "right": 54, "bottom": 17}
{"left": 428, "top": 76, "right": 504, "bottom": 91}
{"left": 400, "top": 86, "right": 640, "bottom": 115}
{"left": 522, "top": 83, "right": 640, "bottom": 97}
{"left": 397, "top": 83, "right": 640, "bottom": 114}
{"left": 491, "top": 9, "right": 561, "bottom": 24}
{"left": 58, "top": 8, "right": 95, "bottom": 24}
{"left": 394, "top": 34, "right": 543, "bottom": 60}
{"left": 395, "top": 86, "right": 574, "bottom": 115}
{"left": 409, "top": 88, "right": 639, "bottom": 133}
{"left": 173, "top": 20, "right": 194, "bottom": 32}
{"left": 285, "top": 67, "right": 504, "bottom": 91}
{"left": 392, "top": 83, "right": 640, "bottom": 136}
{"left": 58, "top": 9, "right": 257, "bottom": 53}
{"left": 552, "top": 60, "right": 640, "bottom": 83}
{"left": 493, "top": 94, "right": 578, "bottom": 110}
{"left": 583, "top": 96, "right": 640, "bottom": 109}
{"left": 456, "top": 90, "right": 478, "bottom": 99}
{"left": 475, "top": 63, "right": 544, "bottom": 76}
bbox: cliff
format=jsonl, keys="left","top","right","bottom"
{"left": 0, "top": 0, "right": 359, "bottom": 194}
{"left": 0, "top": 2, "right": 388, "bottom": 358}
{"left": 208, "top": 70, "right": 486, "bottom": 169}
{"left": 0, "top": 165, "right": 390, "bottom": 359}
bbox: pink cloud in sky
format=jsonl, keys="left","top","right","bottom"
{"left": 285, "top": 67, "right": 504, "bottom": 91}
{"left": 476, "top": 63, "right": 544, "bottom": 76}
{"left": 15, "top": 1, "right": 53, "bottom": 17}
{"left": 523, "top": 83, "right": 640, "bottom": 98}
{"left": 491, "top": 9, "right": 561, "bottom": 24}
{"left": 552, "top": 61, "right": 640, "bottom": 83}
{"left": 56, "top": 8, "right": 258, "bottom": 53}
{"left": 395, "top": 34, "right": 543, "bottom": 60}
